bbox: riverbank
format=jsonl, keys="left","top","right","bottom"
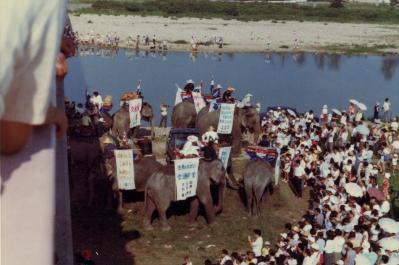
{"left": 70, "top": 14, "right": 399, "bottom": 54}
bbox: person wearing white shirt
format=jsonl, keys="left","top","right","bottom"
{"left": 324, "top": 232, "right": 335, "bottom": 265}
{"left": 333, "top": 230, "right": 346, "bottom": 262}
{"left": 248, "top": 229, "right": 263, "bottom": 257}
{"left": 383, "top": 98, "right": 391, "bottom": 122}
{"left": 391, "top": 118, "right": 398, "bottom": 131}
{"left": 202, "top": 126, "right": 219, "bottom": 144}
{"left": 220, "top": 249, "right": 232, "bottom": 265}
{"left": 0, "top": 0, "right": 68, "bottom": 154}
{"left": 90, "top": 91, "right": 103, "bottom": 110}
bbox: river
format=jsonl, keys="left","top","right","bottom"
{"left": 65, "top": 49, "right": 399, "bottom": 124}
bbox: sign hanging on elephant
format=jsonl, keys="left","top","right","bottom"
{"left": 174, "top": 158, "right": 199, "bottom": 201}
{"left": 218, "top": 146, "right": 231, "bottom": 170}
{"left": 217, "top": 103, "right": 235, "bottom": 134}
{"left": 114, "top": 149, "right": 136, "bottom": 190}
{"left": 192, "top": 91, "right": 206, "bottom": 113}
{"left": 128, "top": 98, "right": 142, "bottom": 128}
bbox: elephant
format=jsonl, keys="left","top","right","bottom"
{"left": 99, "top": 133, "right": 162, "bottom": 214}
{"left": 143, "top": 159, "right": 226, "bottom": 231}
{"left": 196, "top": 105, "right": 261, "bottom": 155}
{"left": 243, "top": 160, "right": 274, "bottom": 216}
{"left": 69, "top": 137, "right": 102, "bottom": 206}
{"left": 112, "top": 101, "right": 155, "bottom": 141}
{"left": 171, "top": 101, "right": 197, "bottom": 128}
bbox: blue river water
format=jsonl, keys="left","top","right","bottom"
{"left": 65, "top": 49, "right": 399, "bottom": 124}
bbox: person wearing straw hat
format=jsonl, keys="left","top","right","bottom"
{"left": 211, "top": 84, "right": 222, "bottom": 99}
{"left": 222, "top": 86, "right": 236, "bottom": 103}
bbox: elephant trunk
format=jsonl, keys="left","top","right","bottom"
{"left": 214, "top": 175, "right": 226, "bottom": 214}
{"left": 253, "top": 124, "right": 261, "bottom": 144}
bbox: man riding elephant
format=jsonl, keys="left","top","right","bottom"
{"left": 112, "top": 92, "right": 155, "bottom": 140}
{"left": 196, "top": 105, "right": 261, "bottom": 155}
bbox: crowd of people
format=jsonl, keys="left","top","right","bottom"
{"left": 195, "top": 99, "right": 399, "bottom": 265}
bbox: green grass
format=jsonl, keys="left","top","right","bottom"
{"left": 320, "top": 43, "right": 398, "bottom": 55}
{"left": 121, "top": 183, "right": 308, "bottom": 265}
{"left": 71, "top": 1, "right": 399, "bottom": 24}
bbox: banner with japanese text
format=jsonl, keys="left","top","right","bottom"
{"left": 217, "top": 103, "right": 235, "bottom": 134}
{"left": 174, "top": 158, "right": 200, "bottom": 201}
{"left": 175, "top": 87, "right": 183, "bottom": 105}
{"left": 128, "top": 98, "right": 142, "bottom": 128}
{"left": 114, "top": 149, "right": 135, "bottom": 190}
{"left": 218, "top": 146, "right": 231, "bottom": 170}
{"left": 192, "top": 91, "right": 206, "bottom": 113}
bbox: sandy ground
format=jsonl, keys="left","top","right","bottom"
{"left": 70, "top": 14, "right": 399, "bottom": 53}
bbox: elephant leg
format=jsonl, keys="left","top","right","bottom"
{"left": 152, "top": 193, "right": 171, "bottom": 231}
{"left": 149, "top": 119, "right": 155, "bottom": 140}
{"left": 245, "top": 184, "right": 253, "bottom": 214}
{"left": 158, "top": 206, "right": 170, "bottom": 231}
{"left": 105, "top": 182, "right": 114, "bottom": 210}
{"left": 117, "top": 190, "right": 125, "bottom": 215}
{"left": 87, "top": 170, "right": 96, "bottom": 207}
{"left": 188, "top": 198, "right": 200, "bottom": 225}
{"left": 254, "top": 186, "right": 264, "bottom": 217}
{"left": 143, "top": 191, "right": 156, "bottom": 230}
{"left": 198, "top": 193, "right": 216, "bottom": 225}
{"left": 214, "top": 181, "right": 225, "bottom": 214}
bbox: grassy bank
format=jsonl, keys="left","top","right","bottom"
{"left": 320, "top": 43, "right": 398, "bottom": 55}
{"left": 71, "top": 0, "right": 399, "bottom": 24}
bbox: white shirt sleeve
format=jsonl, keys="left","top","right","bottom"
{"left": 0, "top": 0, "right": 66, "bottom": 124}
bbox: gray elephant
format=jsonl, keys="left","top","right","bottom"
{"left": 196, "top": 105, "right": 261, "bottom": 155}
{"left": 99, "top": 132, "right": 163, "bottom": 213}
{"left": 171, "top": 101, "right": 197, "bottom": 128}
{"left": 112, "top": 102, "right": 155, "bottom": 140}
{"left": 102, "top": 153, "right": 163, "bottom": 214}
{"left": 69, "top": 138, "right": 102, "bottom": 206}
{"left": 143, "top": 159, "right": 226, "bottom": 231}
{"left": 243, "top": 160, "right": 274, "bottom": 216}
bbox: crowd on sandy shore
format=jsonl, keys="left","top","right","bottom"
{"left": 183, "top": 99, "right": 399, "bottom": 265}
{"left": 70, "top": 14, "right": 399, "bottom": 53}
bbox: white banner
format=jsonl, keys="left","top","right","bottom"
{"left": 217, "top": 103, "right": 235, "bottom": 134}
{"left": 128, "top": 98, "right": 142, "bottom": 128}
{"left": 192, "top": 91, "right": 206, "bottom": 113}
{"left": 174, "top": 158, "right": 200, "bottom": 201}
{"left": 175, "top": 87, "right": 183, "bottom": 106}
{"left": 114, "top": 149, "right": 135, "bottom": 190}
{"left": 218, "top": 146, "right": 231, "bottom": 170}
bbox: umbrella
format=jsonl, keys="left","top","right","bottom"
{"left": 355, "top": 124, "right": 370, "bottom": 136}
{"left": 332, "top": 109, "right": 342, "bottom": 116}
{"left": 344, "top": 183, "right": 363, "bottom": 197}
{"left": 354, "top": 254, "right": 372, "bottom": 265}
{"left": 379, "top": 237, "right": 399, "bottom": 251}
{"left": 287, "top": 109, "right": 296, "bottom": 117}
{"left": 379, "top": 218, "right": 399, "bottom": 234}
{"left": 356, "top": 102, "right": 367, "bottom": 111}
{"left": 368, "top": 187, "right": 385, "bottom": 201}
{"left": 393, "top": 140, "right": 399, "bottom": 149}
{"left": 349, "top": 99, "right": 359, "bottom": 105}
